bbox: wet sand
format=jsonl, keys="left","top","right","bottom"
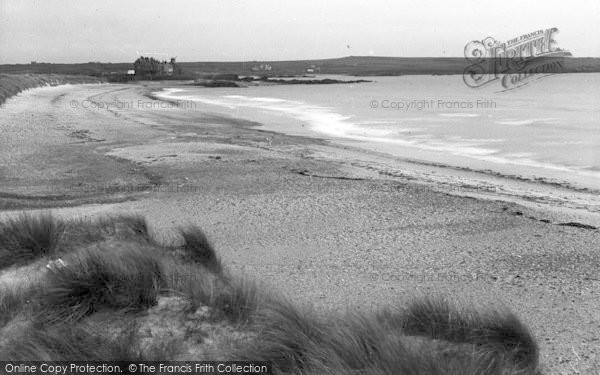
{"left": 0, "top": 83, "right": 599, "bottom": 373}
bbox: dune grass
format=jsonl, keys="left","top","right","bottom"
{"left": 0, "top": 213, "right": 154, "bottom": 269}
{"left": 0, "top": 74, "right": 102, "bottom": 106}
{"left": 178, "top": 226, "right": 222, "bottom": 273}
{"left": 1, "top": 320, "right": 153, "bottom": 361}
{"left": 0, "top": 281, "right": 34, "bottom": 327}
{"left": 0, "top": 213, "right": 541, "bottom": 374}
{"left": 0, "top": 212, "right": 65, "bottom": 268}
{"left": 239, "top": 297, "right": 539, "bottom": 375}
{"left": 39, "top": 243, "right": 164, "bottom": 323}
{"left": 398, "top": 298, "right": 539, "bottom": 371}
{"left": 160, "top": 258, "right": 261, "bottom": 325}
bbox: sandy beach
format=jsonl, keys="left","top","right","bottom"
{"left": 1, "top": 83, "right": 599, "bottom": 373}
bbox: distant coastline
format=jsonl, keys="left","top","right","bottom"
{"left": 1, "top": 56, "right": 600, "bottom": 77}
{"left": 191, "top": 76, "right": 372, "bottom": 88}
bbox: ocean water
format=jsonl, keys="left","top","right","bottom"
{"left": 157, "top": 74, "right": 600, "bottom": 191}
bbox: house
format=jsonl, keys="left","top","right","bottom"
{"left": 306, "top": 64, "right": 320, "bottom": 74}
{"left": 159, "top": 57, "right": 176, "bottom": 76}
{"left": 251, "top": 63, "right": 272, "bottom": 72}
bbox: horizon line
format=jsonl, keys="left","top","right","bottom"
{"left": 2, "top": 54, "right": 599, "bottom": 66}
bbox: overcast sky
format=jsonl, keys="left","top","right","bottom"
{"left": 1, "top": 0, "right": 599, "bottom": 63}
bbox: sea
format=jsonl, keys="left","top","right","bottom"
{"left": 156, "top": 73, "right": 600, "bottom": 201}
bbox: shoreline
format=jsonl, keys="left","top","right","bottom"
{"left": 151, "top": 83, "right": 600, "bottom": 228}
{"left": 2, "top": 81, "right": 599, "bottom": 228}
{"left": 1, "top": 83, "right": 599, "bottom": 372}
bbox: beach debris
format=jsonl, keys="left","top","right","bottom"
{"left": 290, "top": 168, "right": 366, "bottom": 181}
{"left": 557, "top": 222, "right": 597, "bottom": 230}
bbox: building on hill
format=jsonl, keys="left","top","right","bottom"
{"left": 306, "top": 64, "right": 320, "bottom": 74}
{"left": 133, "top": 56, "right": 179, "bottom": 79}
{"left": 251, "top": 63, "right": 272, "bottom": 72}
{"left": 159, "top": 58, "right": 175, "bottom": 76}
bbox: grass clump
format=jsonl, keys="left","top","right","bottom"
{"left": 0, "top": 282, "right": 35, "bottom": 327}
{"left": 162, "top": 260, "right": 223, "bottom": 309}
{"left": 161, "top": 260, "right": 260, "bottom": 325}
{"left": 39, "top": 242, "right": 163, "bottom": 323}
{"left": 179, "top": 226, "right": 222, "bottom": 273}
{"left": 214, "top": 276, "right": 264, "bottom": 325}
{"left": 238, "top": 296, "right": 540, "bottom": 375}
{"left": 398, "top": 298, "right": 539, "bottom": 373}
{"left": 0, "top": 212, "right": 65, "bottom": 268}
{"left": 0, "top": 323, "right": 145, "bottom": 361}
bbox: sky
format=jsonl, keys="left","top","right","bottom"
{"left": 1, "top": 0, "right": 599, "bottom": 64}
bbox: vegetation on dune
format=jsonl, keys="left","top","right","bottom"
{"left": 0, "top": 212, "right": 65, "bottom": 268}
{"left": 0, "top": 213, "right": 151, "bottom": 269}
{"left": 178, "top": 226, "right": 222, "bottom": 273}
{"left": 40, "top": 243, "right": 164, "bottom": 323}
{"left": 0, "top": 74, "right": 102, "bottom": 106}
{"left": 0, "top": 281, "right": 34, "bottom": 327}
{"left": 399, "top": 298, "right": 539, "bottom": 371}
{"left": 2, "top": 323, "right": 138, "bottom": 361}
{"left": 239, "top": 297, "right": 540, "bottom": 374}
{"left": 0, "top": 213, "right": 541, "bottom": 374}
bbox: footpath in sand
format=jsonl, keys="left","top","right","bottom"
{"left": 0, "top": 83, "right": 599, "bottom": 373}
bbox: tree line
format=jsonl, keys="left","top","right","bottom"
{"left": 133, "top": 56, "right": 181, "bottom": 79}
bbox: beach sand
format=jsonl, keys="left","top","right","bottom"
{"left": 1, "top": 83, "right": 599, "bottom": 373}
